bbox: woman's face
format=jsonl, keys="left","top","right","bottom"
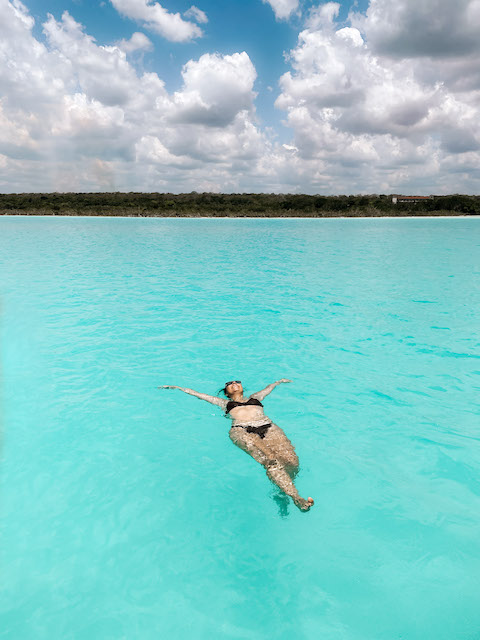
{"left": 225, "top": 380, "right": 243, "bottom": 396}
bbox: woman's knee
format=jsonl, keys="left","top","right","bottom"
{"left": 265, "top": 460, "right": 282, "bottom": 476}
{"left": 285, "top": 451, "right": 299, "bottom": 467}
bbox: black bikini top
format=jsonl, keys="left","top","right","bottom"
{"left": 226, "top": 397, "right": 263, "bottom": 414}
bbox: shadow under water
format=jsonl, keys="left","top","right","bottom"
{"left": 272, "top": 490, "right": 290, "bottom": 518}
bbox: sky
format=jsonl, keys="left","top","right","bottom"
{"left": 1, "top": 0, "right": 480, "bottom": 194}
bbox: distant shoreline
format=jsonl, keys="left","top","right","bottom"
{"left": 1, "top": 192, "right": 479, "bottom": 217}
{"left": 1, "top": 214, "right": 477, "bottom": 220}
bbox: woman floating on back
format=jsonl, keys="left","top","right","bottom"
{"left": 159, "top": 379, "right": 314, "bottom": 511}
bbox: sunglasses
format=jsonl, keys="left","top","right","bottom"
{"left": 225, "top": 380, "right": 241, "bottom": 387}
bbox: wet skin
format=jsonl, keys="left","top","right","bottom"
{"left": 160, "top": 379, "right": 314, "bottom": 511}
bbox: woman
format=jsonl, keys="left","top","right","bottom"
{"left": 159, "top": 379, "right": 314, "bottom": 511}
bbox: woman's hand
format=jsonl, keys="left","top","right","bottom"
{"left": 278, "top": 379, "right": 292, "bottom": 384}
{"left": 158, "top": 385, "right": 180, "bottom": 389}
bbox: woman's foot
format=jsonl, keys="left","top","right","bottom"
{"left": 294, "top": 496, "right": 314, "bottom": 511}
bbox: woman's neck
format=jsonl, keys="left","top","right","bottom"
{"left": 229, "top": 391, "right": 244, "bottom": 402}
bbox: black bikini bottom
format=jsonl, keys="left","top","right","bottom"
{"left": 240, "top": 423, "right": 272, "bottom": 439}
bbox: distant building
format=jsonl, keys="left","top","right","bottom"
{"left": 392, "top": 195, "right": 434, "bottom": 204}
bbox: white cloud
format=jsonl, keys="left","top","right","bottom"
{"left": 351, "top": 0, "right": 480, "bottom": 59}
{"left": 116, "top": 31, "right": 153, "bottom": 53}
{"left": 0, "top": 99, "right": 39, "bottom": 159}
{"left": 110, "top": 0, "right": 203, "bottom": 42}
{"left": 43, "top": 12, "right": 142, "bottom": 107}
{"left": 0, "top": 0, "right": 268, "bottom": 192}
{"left": 274, "top": 0, "right": 480, "bottom": 193}
{"left": 2, "top": 0, "right": 480, "bottom": 195}
{"left": 305, "top": 1, "right": 339, "bottom": 28}
{"left": 263, "top": 0, "right": 299, "bottom": 20}
{"left": 170, "top": 52, "right": 257, "bottom": 127}
{"left": 183, "top": 5, "right": 208, "bottom": 24}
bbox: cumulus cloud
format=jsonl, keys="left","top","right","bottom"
{"left": 3, "top": 0, "right": 480, "bottom": 194}
{"left": 110, "top": 0, "right": 203, "bottom": 42}
{"left": 263, "top": 0, "right": 299, "bottom": 20}
{"left": 170, "top": 52, "right": 257, "bottom": 127}
{"left": 0, "top": 0, "right": 268, "bottom": 192}
{"left": 351, "top": 0, "right": 480, "bottom": 59}
{"left": 116, "top": 31, "right": 153, "bottom": 53}
{"left": 274, "top": 0, "right": 480, "bottom": 193}
{"left": 43, "top": 11, "right": 142, "bottom": 107}
{"left": 183, "top": 5, "right": 208, "bottom": 24}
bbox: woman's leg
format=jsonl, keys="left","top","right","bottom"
{"left": 263, "top": 425, "right": 313, "bottom": 510}
{"left": 229, "top": 427, "right": 314, "bottom": 511}
{"left": 264, "top": 461, "right": 313, "bottom": 511}
{"left": 263, "top": 424, "right": 299, "bottom": 472}
{"left": 229, "top": 427, "right": 275, "bottom": 466}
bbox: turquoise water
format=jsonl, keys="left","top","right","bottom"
{"left": 1, "top": 216, "right": 480, "bottom": 639}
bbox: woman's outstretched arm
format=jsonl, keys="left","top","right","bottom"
{"left": 159, "top": 385, "right": 227, "bottom": 408}
{"left": 250, "top": 379, "right": 292, "bottom": 401}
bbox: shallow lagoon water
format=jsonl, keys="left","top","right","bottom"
{"left": 1, "top": 216, "right": 480, "bottom": 639}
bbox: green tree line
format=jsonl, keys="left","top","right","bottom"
{"left": 1, "top": 192, "right": 479, "bottom": 216}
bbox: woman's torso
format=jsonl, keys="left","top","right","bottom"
{"left": 226, "top": 397, "right": 269, "bottom": 426}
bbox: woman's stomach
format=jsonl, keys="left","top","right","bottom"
{"left": 231, "top": 414, "right": 271, "bottom": 428}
